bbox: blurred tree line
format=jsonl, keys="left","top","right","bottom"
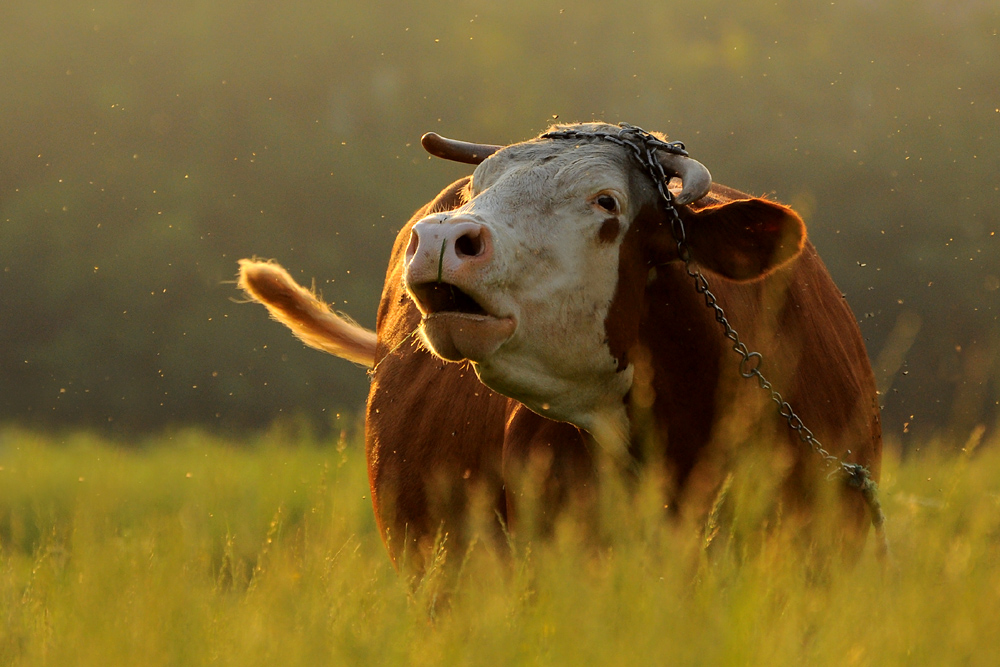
{"left": 1, "top": 0, "right": 997, "bottom": 445}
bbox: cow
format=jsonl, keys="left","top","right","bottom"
{"left": 239, "top": 122, "right": 883, "bottom": 573}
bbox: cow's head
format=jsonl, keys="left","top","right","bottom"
{"left": 404, "top": 123, "right": 805, "bottom": 450}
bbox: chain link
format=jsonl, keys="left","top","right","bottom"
{"left": 543, "top": 123, "right": 887, "bottom": 553}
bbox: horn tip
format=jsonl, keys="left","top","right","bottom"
{"left": 420, "top": 132, "right": 441, "bottom": 150}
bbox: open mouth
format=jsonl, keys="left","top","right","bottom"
{"left": 406, "top": 282, "right": 515, "bottom": 362}
{"left": 409, "top": 282, "right": 488, "bottom": 317}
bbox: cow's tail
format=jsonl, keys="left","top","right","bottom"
{"left": 237, "top": 259, "right": 376, "bottom": 368}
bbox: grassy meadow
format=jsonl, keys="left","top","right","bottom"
{"left": 1, "top": 424, "right": 998, "bottom": 666}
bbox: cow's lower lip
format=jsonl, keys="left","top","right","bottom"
{"left": 421, "top": 312, "right": 516, "bottom": 362}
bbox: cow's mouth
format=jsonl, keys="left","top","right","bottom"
{"left": 408, "top": 282, "right": 515, "bottom": 362}
{"left": 408, "top": 282, "right": 488, "bottom": 317}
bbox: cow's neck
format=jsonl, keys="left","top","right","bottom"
{"left": 584, "top": 403, "right": 632, "bottom": 461}
{"left": 626, "top": 260, "right": 727, "bottom": 486}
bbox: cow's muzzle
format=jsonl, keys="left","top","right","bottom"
{"left": 403, "top": 216, "right": 514, "bottom": 362}
{"left": 404, "top": 216, "right": 494, "bottom": 290}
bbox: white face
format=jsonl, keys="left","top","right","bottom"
{"left": 404, "top": 133, "right": 646, "bottom": 447}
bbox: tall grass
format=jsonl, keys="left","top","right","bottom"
{"left": 1, "top": 425, "right": 998, "bottom": 665}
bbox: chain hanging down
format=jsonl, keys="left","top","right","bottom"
{"left": 542, "top": 123, "right": 888, "bottom": 559}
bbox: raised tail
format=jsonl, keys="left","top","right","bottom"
{"left": 237, "top": 259, "right": 376, "bottom": 368}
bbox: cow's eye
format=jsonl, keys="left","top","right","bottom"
{"left": 595, "top": 194, "right": 619, "bottom": 213}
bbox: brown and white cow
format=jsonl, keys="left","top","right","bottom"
{"left": 239, "top": 123, "right": 882, "bottom": 572}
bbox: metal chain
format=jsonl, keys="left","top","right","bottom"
{"left": 542, "top": 123, "right": 888, "bottom": 554}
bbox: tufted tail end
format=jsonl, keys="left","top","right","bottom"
{"left": 237, "top": 259, "right": 376, "bottom": 367}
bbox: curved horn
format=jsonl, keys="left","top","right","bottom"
{"left": 657, "top": 152, "right": 712, "bottom": 206}
{"left": 421, "top": 132, "right": 503, "bottom": 165}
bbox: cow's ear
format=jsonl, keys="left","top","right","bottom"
{"left": 680, "top": 198, "right": 806, "bottom": 281}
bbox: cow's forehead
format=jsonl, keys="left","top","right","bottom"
{"left": 470, "top": 132, "right": 636, "bottom": 198}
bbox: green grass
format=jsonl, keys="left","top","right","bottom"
{"left": 1, "top": 425, "right": 998, "bottom": 666}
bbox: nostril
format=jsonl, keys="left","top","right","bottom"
{"left": 405, "top": 227, "right": 420, "bottom": 262}
{"left": 454, "top": 229, "right": 482, "bottom": 258}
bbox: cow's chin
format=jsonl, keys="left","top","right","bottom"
{"left": 420, "top": 312, "right": 516, "bottom": 362}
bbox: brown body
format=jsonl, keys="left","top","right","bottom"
{"left": 365, "top": 178, "right": 880, "bottom": 570}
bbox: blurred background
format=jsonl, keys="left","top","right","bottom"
{"left": 1, "top": 0, "right": 997, "bottom": 447}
